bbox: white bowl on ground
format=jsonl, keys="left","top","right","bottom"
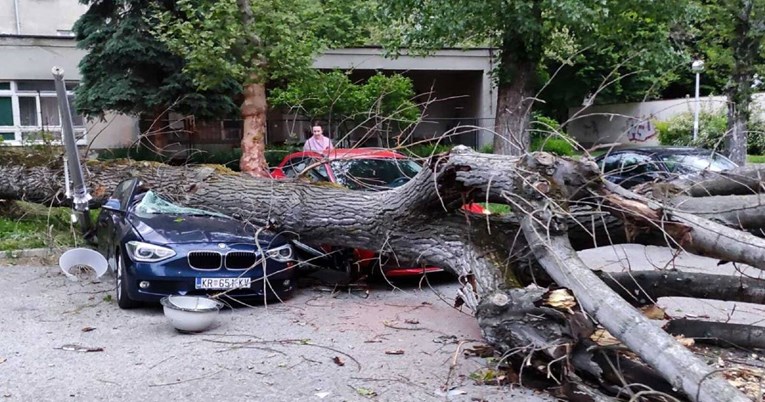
{"left": 59, "top": 248, "right": 108, "bottom": 281}
{"left": 160, "top": 295, "right": 224, "bottom": 333}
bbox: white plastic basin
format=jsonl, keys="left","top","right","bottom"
{"left": 160, "top": 295, "right": 224, "bottom": 333}
{"left": 59, "top": 248, "right": 108, "bottom": 281}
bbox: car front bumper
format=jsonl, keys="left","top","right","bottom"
{"left": 124, "top": 258, "right": 296, "bottom": 303}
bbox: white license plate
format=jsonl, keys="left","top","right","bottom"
{"left": 195, "top": 277, "right": 251, "bottom": 290}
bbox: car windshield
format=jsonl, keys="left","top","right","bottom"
{"left": 133, "top": 191, "right": 230, "bottom": 219}
{"left": 659, "top": 152, "right": 737, "bottom": 174}
{"left": 330, "top": 158, "right": 422, "bottom": 190}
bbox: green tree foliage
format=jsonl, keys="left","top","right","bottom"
{"left": 153, "top": 0, "right": 314, "bottom": 90}
{"left": 683, "top": 0, "right": 765, "bottom": 164}
{"left": 152, "top": 0, "right": 375, "bottom": 91}
{"left": 656, "top": 110, "right": 765, "bottom": 155}
{"left": 269, "top": 71, "right": 420, "bottom": 125}
{"left": 73, "top": 0, "right": 241, "bottom": 119}
{"left": 377, "top": 0, "right": 686, "bottom": 154}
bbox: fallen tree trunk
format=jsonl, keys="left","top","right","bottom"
{"left": 598, "top": 270, "right": 765, "bottom": 307}
{"left": 665, "top": 319, "right": 765, "bottom": 349}
{"left": 519, "top": 155, "right": 747, "bottom": 401}
{"left": 2, "top": 147, "right": 763, "bottom": 400}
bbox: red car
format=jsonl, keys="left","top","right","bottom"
{"left": 272, "top": 148, "right": 486, "bottom": 278}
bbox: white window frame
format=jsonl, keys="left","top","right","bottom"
{"left": 0, "top": 81, "right": 87, "bottom": 146}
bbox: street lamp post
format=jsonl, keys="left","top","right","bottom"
{"left": 692, "top": 59, "right": 705, "bottom": 141}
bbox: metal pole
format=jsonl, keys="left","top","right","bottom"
{"left": 52, "top": 67, "right": 92, "bottom": 235}
{"left": 693, "top": 71, "right": 701, "bottom": 141}
{"left": 13, "top": 0, "right": 21, "bottom": 34}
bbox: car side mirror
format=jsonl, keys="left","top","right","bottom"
{"left": 102, "top": 198, "right": 121, "bottom": 211}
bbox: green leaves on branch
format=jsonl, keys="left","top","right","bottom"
{"left": 73, "top": 0, "right": 241, "bottom": 119}
{"left": 269, "top": 71, "right": 420, "bottom": 126}
{"left": 151, "top": 0, "right": 375, "bottom": 91}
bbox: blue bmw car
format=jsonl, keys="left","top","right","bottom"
{"left": 95, "top": 178, "right": 296, "bottom": 309}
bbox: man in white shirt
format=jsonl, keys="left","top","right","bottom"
{"left": 303, "top": 123, "right": 334, "bottom": 153}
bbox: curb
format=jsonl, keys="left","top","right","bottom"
{"left": 0, "top": 248, "right": 59, "bottom": 261}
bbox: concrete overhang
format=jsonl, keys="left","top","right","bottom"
{"left": 0, "top": 35, "right": 84, "bottom": 80}
{"left": 313, "top": 47, "right": 495, "bottom": 72}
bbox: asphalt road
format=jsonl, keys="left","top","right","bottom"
{"left": 2, "top": 244, "right": 763, "bottom": 401}
{"left": 0, "top": 264, "right": 551, "bottom": 402}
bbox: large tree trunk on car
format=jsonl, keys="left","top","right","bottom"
{"left": 3, "top": 147, "right": 765, "bottom": 400}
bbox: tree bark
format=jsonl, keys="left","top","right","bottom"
{"left": 666, "top": 319, "right": 765, "bottom": 349}
{"left": 235, "top": 0, "right": 270, "bottom": 177}
{"left": 723, "top": 0, "right": 761, "bottom": 166}
{"left": 598, "top": 270, "right": 765, "bottom": 307}
{"left": 493, "top": 59, "right": 536, "bottom": 156}
{"left": 239, "top": 81, "right": 270, "bottom": 177}
{"left": 521, "top": 217, "right": 747, "bottom": 402}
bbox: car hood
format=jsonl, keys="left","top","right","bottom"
{"left": 128, "top": 214, "right": 264, "bottom": 245}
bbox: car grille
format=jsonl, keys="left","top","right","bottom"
{"left": 188, "top": 251, "right": 222, "bottom": 270}
{"left": 225, "top": 251, "right": 258, "bottom": 270}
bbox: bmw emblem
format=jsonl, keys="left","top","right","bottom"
{"left": 218, "top": 243, "right": 226, "bottom": 249}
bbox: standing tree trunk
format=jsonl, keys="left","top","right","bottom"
{"left": 493, "top": 59, "right": 536, "bottom": 156}
{"left": 236, "top": 0, "right": 270, "bottom": 177}
{"left": 724, "top": 0, "right": 762, "bottom": 166}
{"left": 239, "top": 81, "right": 270, "bottom": 177}
{"left": 492, "top": 2, "right": 541, "bottom": 157}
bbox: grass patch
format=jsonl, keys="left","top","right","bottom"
{"left": 747, "top": 155, "right": 765, "bottom": 164}
{"left": 0, "top": 201, "right": 96, "bottom": 252}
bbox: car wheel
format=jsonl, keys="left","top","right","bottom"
{"left": 115, "top": 252, "right": 139, "bottom": 309}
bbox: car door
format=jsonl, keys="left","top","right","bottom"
{"left": 96, "top": 178, "right": 138, "bottom": 270}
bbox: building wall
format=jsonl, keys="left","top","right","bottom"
{"left": 0, "top": 2, "right": 498, "bottom": 151}
{"left": 315, "top": 48, "right": 497, "bottom": 148}
{"left": 0, "top": 36, "right": 139, "bottom": 148}
{"left": 0, "top": 0, "right": 87, "bottom": 36}
{"left": 567, "top": 96, "right": 732, "bottom": 147}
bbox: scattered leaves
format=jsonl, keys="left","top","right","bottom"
{"left": 404, "top": 319, "right": 419, "bottom": 325}
{"left": 355, "top": 387, "right": 377, "bottom": 398}
{"left": 385, "top": 349, "right": 405, "bottom": 355}
{"left": 724, "top": 366, "right": 765, "bottom": 399}
{"left": 332, "top": 356, "right": 345, "bottom": 366}
{"left": 640, "top": 304, "right": 669, "bottom": 320}
{"left": 540, "top": 288, "right": 577, "bottom": 311}
{"left": 674, "top": 335, "right": 695, "bottom": 347}
{"left": 590, "top": 328, "right": 621, "bottom": 347}
{"left": 464, "top": 344, "right": 495, "bottom": 358}
{"left": 103, "top": 294, "right": 112, "bottom": 302}
{"left": 81, "top": 327, "right": 96, "bottom": 333}
{"left": 469, "top": 368, "right": 517, "bottom": 385}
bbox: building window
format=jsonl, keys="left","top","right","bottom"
{"left": 0, "top": 80, "right": 86, "bottom": 144}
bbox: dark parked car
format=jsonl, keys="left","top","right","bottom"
{"left": 595, "top": 146, "right": 738, "bottom": 188}
{"left": 95, "top": 178, "right": 296, "bottom": 309}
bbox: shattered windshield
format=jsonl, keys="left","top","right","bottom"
{"left": 330, "top": 158, "right": 422, "bottom": 191}
{"left": 133, "top": 191, "right": 230, "bottom": 219}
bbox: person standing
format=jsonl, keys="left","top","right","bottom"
{"left": 303, "top": 122, "right": 334, "bottom": 153}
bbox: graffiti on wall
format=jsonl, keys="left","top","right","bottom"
{"left": 625, "top": 116, "right": 657, "bottom": 142}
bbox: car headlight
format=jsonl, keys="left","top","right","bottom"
{"left": 266, "top": 244, "right": 293, "bottom": 262}
{"left": 126, "top": 241, "right": 176, "bottom": 262}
